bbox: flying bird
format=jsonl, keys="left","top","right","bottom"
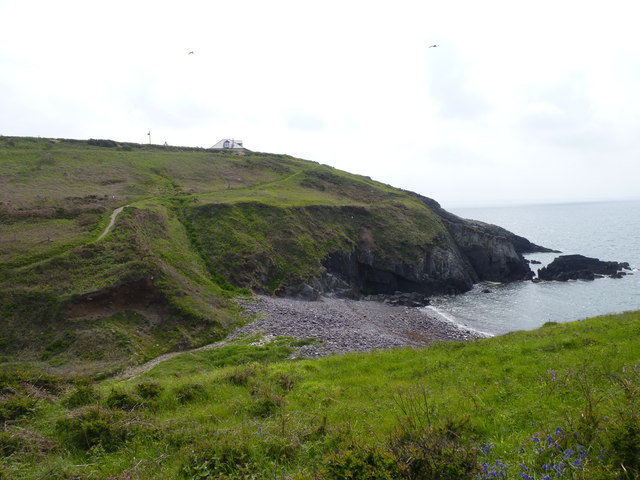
{"left": 188, "top": 51, "right": 194, "bottom": 55}
{"left": 429, "top": 44, "right": 438, "bottom": 48}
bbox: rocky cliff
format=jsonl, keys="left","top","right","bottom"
{"left": 304, "top": 196, "right": 551, "bottom": 298}
{"left": 192, "top": 196, "right": 552, "bottom": 301}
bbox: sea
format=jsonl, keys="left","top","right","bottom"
{"left": 426, "top": 200, "right": 640, "bottom": 336}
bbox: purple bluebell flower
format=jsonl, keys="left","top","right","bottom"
{"left": 480, "top": 443, "right": 494, "bottom": 455}
{"left": 577, "top": 445, "right": 587, "bottom": 458}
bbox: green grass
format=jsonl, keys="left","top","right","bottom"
{"left": 0, "top": 311, "right": 638, "bottom": 479}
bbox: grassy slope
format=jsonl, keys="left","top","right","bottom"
{"left": 0, "top": 137, "right": 447, "bottom": 374}
{"left": 0, "top": 311, "right": 638, "bottom": 479}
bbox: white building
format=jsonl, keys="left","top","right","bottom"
{"left": 211, "top": 139, "right": 245, "bottom": 149}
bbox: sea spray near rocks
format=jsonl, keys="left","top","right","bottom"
{"left": 423, "top": 305, "right": 493, "bottom": 338}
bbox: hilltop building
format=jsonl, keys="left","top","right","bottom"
{"left": 211, "top": 139, "right": 245, "bottom": 149}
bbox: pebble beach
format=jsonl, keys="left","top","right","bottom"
{"left": 234, "top": 295, "right": 488, "bottom": 357}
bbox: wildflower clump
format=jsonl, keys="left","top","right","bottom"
{"left": 476, "top": 427, "right": 608, "bottom": 479}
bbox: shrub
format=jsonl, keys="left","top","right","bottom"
{"left": 248, "top": 383, "right": 286, "bottom": 418}
{"left": 63, "top": 384, "right": 100, "bottom": 408}
{"left": 55, "top": 406, "right": 128, "bottom": 451}
{"left": 0, "top": 394, "right": 38, "bottom": 421}
{"left": 607, "top": 416, "right": 640, "bottom": 476}
{"left": 87, "top": 138, "right": 117, "bottom": 148}
{"left": 0, "top": 370, "right": 64, "bottom": 395}
{"left": 135, "top": 381, "right": 163, "bottom": 400}
{"left": 181, "top": 440, "right": 257, "bottom": 480}
{"left": 275, "top": 371, "right": 299, "bottom": 392}
{"left": 105, "top": 389, "right": 140, "bottom": 411}
{"left": 0, "top": 431, "right": 29, "bottom": 457}
{"left": 224, "top": 365, "right": 257, "bottom": 386}
{"left": 175, "top": 383, "right": 207, "bottom": 404}
{"left": 391, "top": 431, "right": 478, "bottom": 480}
{"left": 390, "top": 388, "right": 478, "bottom": 479}
{"left": 320, "top": 447, "right": 400, "bottom": 479}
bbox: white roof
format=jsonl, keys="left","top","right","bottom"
{"left": 211, "top": 138, "right": 244, "bottom": 149}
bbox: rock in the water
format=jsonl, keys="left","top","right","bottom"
{"left": 538, "top": 254, "right": 629, "bottom": 281}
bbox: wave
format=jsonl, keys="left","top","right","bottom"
{"left": 423, "top": 305, "right": 494, "bottom": 338}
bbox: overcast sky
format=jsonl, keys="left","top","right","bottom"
{"left": 1, "top": 1, "right": 639, "bottom": 208}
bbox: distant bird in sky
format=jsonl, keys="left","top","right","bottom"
{"left": 188, "top": 51, "right": 194, "bottom": 55}
{"left": 429, "top": 44, "right": 438, "bottom": 48}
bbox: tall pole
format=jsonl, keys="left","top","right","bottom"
{"left": 147, "top": 131, "right": 151, "bottom": 144}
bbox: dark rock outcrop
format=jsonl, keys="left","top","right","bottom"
{"left": 412, "top": 195, "right": 552, "bottom": 282}
{"left": 320, "top": 240, "right": 478, "bottom": 298}
{"left": 538, "top": 254, "right": 630, "bottom": 281}
{"left": 308, "top": 196, "right": 553, "bottom": 300}
{"left": 409, "top": 193, "right": 558, "bottom": 254}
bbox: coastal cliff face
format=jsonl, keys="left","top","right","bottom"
{"left": 188, "top": 197, "right": 547, "bottom": 299}
{"left": 313, "top": 211, "right": 538, "bottom": 298}
{"left": 319, "top": 236, "right": 478, "bottom": 297}
{"left": 441, "top": 220, "right": 533, "bottom": 283}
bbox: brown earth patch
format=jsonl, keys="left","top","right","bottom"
{"left": 65, "top": 278, "right": 166, "bottom": 323}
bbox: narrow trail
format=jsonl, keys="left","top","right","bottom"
{"left": 118, "top": 339, "right": 232, "bottom": 381}
{"left": 98, "top": 205, "right": 129, "bottom": 241}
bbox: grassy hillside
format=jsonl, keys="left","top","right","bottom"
{"left": 0, "top": 136, "right": 451, "bottom": 375}
{"left": 0, "top": 311, "right": 638, "bottom": 479}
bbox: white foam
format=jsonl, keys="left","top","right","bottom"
{"left": 423, "top": 305, "right": 494, "bottom": 338}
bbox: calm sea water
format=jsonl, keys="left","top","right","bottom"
{"left": 426, "top": 200, "right": 640, "bottom": 335}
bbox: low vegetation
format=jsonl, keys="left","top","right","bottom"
{"left": 0, "top": 311, "right": 637, "bottom": 479}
